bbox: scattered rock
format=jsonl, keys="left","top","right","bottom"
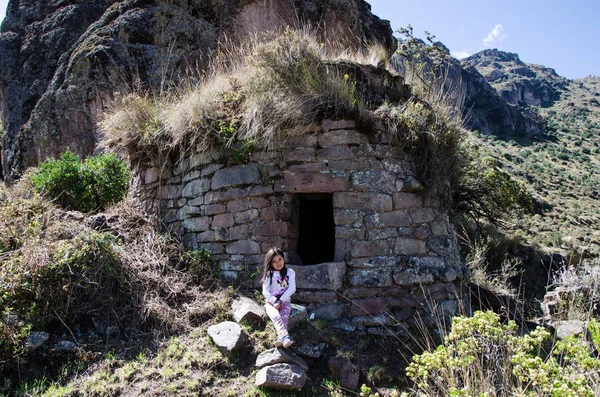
{"left": 295, "top": 343, "right": 328, "bottom": 359}
{"left": 26, "top": 331, "right": 49, "bottom": 351}
{"left": 553, "top": 320, "right": 587, "bottom": 339}
{"left": 256, "top": 348, "right": 308, "bottom": 371}
{"left": 232, "top": 296, "right": 265, "bottom": 324}
{"left": 255, "top": 363, "right": 306, "bottom": 390}
{"left": 329, "top": 356, "right": 360, "bottom": 391}
{"left": 207, "top": 321, "right": 247, "bottom": 355}
{"left": 53, "top": 340, "right": 77, "bottom": 353}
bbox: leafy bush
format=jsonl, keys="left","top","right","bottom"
{"left": 454, "top": 157, "right": 534, "bottom": 224}
{"left": 407, "top": 310, "right": 600, "bottom": 396}
{"left": 30, "top": 151, "right": 129, "bottom": 213}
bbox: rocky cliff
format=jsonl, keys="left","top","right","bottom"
{"left": 0, "top": 0, "right": 394, "bottom": 182}
{"left": 391, "top": 46, "right": 546, "bottom": 137}
{"left": 462, "top": 49, "right": 568, "bottom": 108}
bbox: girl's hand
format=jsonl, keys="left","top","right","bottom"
{"left": 273, "top": 301, "right": 281, "bottom": 310}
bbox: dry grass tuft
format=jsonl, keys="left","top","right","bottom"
{"left": 99, "top": 28, "right": 374, "bottom": 168}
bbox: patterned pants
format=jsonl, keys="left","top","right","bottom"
{"left": 264, "top": 301, "right": 292, "bottom": 339}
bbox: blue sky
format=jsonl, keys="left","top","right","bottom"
{"left": 367, "top": 0, "right": 600, "bottom": 79}
{"left": 1, "top": 0, "right": 598, "bottom": 79}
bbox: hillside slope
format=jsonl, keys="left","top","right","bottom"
{"left": 466, "top": 51, "right": 600, "bottom": 257}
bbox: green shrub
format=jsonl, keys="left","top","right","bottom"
{"left": 406, "top": 310, "right": 600, "bottom": 396}
{"left": 30, "top": 151, "right": 129, "bottom": 213}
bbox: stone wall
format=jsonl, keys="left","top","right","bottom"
{"left": 132, "top": 118, "right": 468, "bottom": 329}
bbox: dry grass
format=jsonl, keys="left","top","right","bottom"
{"left": 0, "top": 176, "right": 228, "bottom": 390}
{"left": 99, "top": 28, "right": 375, "bottom": 169}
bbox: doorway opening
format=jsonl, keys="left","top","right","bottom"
{"left": 297, "top": 194, "right": 335, "bottom": 265}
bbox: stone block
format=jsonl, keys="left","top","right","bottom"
{"left": 316, "top": 145, "right": 355, "bottom": 161}
{"left": 211, "top": 164, "right": 260, "bottom": 190}
{"left": 393, "top": 192, "right": 423, "bottom": 209}
{"left": 256, "top": 348, "right": 309, "bottom": 371}
{"left": 274, "top": 172, "right": 349, "bottom": 193}
{"left": 318, "top": 130, "right": 365, "bottom": 147}
{"left": 182, "top": 178, "right": 210, "bottom": 198}
{"left": 183, "top": 217, "right": 210, "bottom": 232}
{"left": 282, "top": 134, "right": 318, "bottom": 148}
{"left": 229, "top": 225, "right": 249, "bottom": 240}
{"left": 335, "top": 226, "right": 365, "bottom": 240}
{"left": 342, "top": 287, "right": 379, "bottom": 299}
{"left": 311, "top": 302, "right": 346, "bottom": 320}
{"left": 348, "top": 268, "right": 393, "bottom": 288}
{"left": 255, "top": 363, "right": 306, "bottom": 391}
{"left": 254, "top": 222, "right": 296, "bottom": 237}
{"left": 205, "top": 204, "right": 226, "bottom": 216}
{"left": 200, "top": 163, "right": 223, "bottom": 177}
{"left": 333, "top": 192, "right": 393, "bottom": 212}
{"left": 364, "top": 211, "right": 411, "bottom": 228}
{"left": 393, "top": 269, "right": 434, "bottom": 286}
{"left": 212, "top": 213, "right": 234, "bottom": 228}
{"left": 289, "top": 262, "right": 346, "bottom": 291}
{"left": 410, "top": 208, "right": 437, "bottom": 223}
{"left": 322, "top": 119, "right": 356, "bottom": 131}
{"left": 348, "top": 298, "right": 387, "bottom": 316}
{"left": 144, "top": 168, "right": 159, "bottom": 184}
{"left": 351, "top": 313, "right": 394, "bottom": 327}
{"left": 367, "top": 228, "right": 398, "bottom": 240}
{"left": 428, "top": 236, "right": 456, "bottom": 257}
{"left": 248, "top": 185, "right": 274, "bottom": 196}
{"left": 431, "top": 221, "right": 450, "bottom": 236}
{"left": 226, "top": 240, "right": 261, "bottom": 255}
{"left": 227, "top": 198, "right": 251, "bottom": 212}
{"left": 183, "top": 171, "right": 201, "bottom": 182}
{"left": 402, "top": 176, "right": 424, "bottom": 192}
{"left": 250, "top": 197, "right": 270, "bottom": 209}
{"left": 334, "top": 239, "right": 352, "bottom": 262}
{"left": 295, "top": 343, "right": 329, "bottom": 358}
{"left": 159, "top": 185, "right": 183, "bottom": 200}
{"left": 294, "top": 290, "right": 337, "bottom": 303}
{"left": 350, "top": 241, "right": 390, "bottom": 258}
{"left": 394, "top": 238, "right": 427, "bottom": 255}
{"left": 286, "top": 147, "right": 316, "bottom": 162}
{"left": 235, "top": 209, "right": 260, "bottom": 224}
{"left": 351, "top": 170, "right": 396, "bottom": 193}
{"left": 196, "top": 231, "right": 215, "bottom": 243}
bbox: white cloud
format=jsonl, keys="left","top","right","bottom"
{"left": 483, "top": 24, "right": 507, "bottom": 47}
{"left": 452, "top": 50, "right": 471, "bottom": 59}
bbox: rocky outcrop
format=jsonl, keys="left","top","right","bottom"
{"left": 391, "top": 46, "right": 546, "bottom": 137}
{"left": 462, "top": 49, "right": 568, "bottom": 108}
{"left": 0, "top": 0, "right": 394, "bottom": 181}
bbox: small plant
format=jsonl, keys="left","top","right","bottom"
{"left": 406, "top": 310, "right": 600, "bottom": 396}
{"left": 30, "top": 150, "right": 129, "bottom": 213}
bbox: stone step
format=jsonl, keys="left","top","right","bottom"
{"left": 256, "top": 347, "right": 308, "bottom": 371}
{"left": 255, "top": 363, "right": 306, "bottom": 390}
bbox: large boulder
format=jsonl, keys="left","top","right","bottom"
{"left": 207, "top": 321, "right": 247, "bottom": 355}
{"left": 232, "top": 296, "right": 265, "bottom": 324}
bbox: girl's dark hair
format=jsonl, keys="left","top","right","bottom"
{"left": 262, "top": 247, "right": 286, "bottom": 283}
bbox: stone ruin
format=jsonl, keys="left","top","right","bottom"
{"left": 131, "top": 118, "right": 468, "bottom": 331}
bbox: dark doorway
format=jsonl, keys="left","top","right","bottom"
{"left": 297, "top": 194, "right": 335, "bottom": 265}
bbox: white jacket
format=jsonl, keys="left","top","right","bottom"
{"left": 262, "top": 268, "right": 296, "bottom": 304}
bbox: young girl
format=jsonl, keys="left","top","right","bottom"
{"left": 262, "top": 247, "right": 296, "bottom": 348}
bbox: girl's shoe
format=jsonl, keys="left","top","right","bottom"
{"left": 274, "top": 338, "right": 283, "bottom": 347}
{"left": 282, "top": 335, "right": 294, "bottom": 348}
